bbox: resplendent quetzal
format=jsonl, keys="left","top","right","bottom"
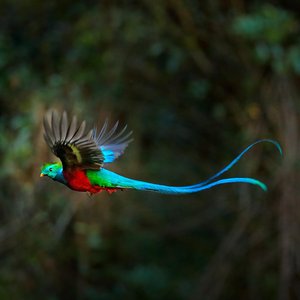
{"left": 40, "top": 111, "right": 281, "bottom": 195}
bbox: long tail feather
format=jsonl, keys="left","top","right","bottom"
{"left": 185, "top": 139, "right": 282, "bottom": 189}
{"left": 102, "top": 139, "right": 281, "bottom": 194}
{"left": 120, "top": 176, "right": 267, "bottom": 194}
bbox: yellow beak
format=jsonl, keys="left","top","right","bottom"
{"left": 40, "top": 173, "right": 44, "bottom": 177}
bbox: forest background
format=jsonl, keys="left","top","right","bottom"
{"left": 0, "top": 1, "right": 299, "bottom": 299}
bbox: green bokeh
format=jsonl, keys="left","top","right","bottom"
{"left": 0, "top": 1, "right": 297, "bottom": 299}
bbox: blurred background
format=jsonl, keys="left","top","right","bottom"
{"left": 0, "top": 1, "right": 299, "bottom": 299}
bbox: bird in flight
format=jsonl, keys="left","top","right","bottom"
{"left": 40, "top": 111, "right": 281, "bottom": 195}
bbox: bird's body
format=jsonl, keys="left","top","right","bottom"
{"left": 61, "top": 168, "right": 121, "bottom": 194}
{"left": 45, "top": 164, "right": 267, "bottom": 195}
{"left": 40, "top": 111, "right": 281, "bottom": 196}
{"left": 64, "top": 169, "right": 100, "bottom": 193}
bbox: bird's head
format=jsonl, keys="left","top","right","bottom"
{"left": 40, "top": 162, "right": 63, "bottom": 181}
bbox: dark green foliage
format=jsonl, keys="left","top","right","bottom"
{"left": 0, "top": 1, "right": 298, "bottom": 299}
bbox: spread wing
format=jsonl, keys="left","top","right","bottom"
{"left": 43, "top": 111, "right": 104, "bottom": 170}
{"left": 92, "top": 119, "right": 133, "bottom": 164}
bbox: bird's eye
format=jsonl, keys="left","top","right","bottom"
{"left": 49, "top": 168, "right": 53, "bottom": 172}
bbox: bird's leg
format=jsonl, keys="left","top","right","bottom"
{"left": 87, "top": 192, "right": 94, "bottom": 200}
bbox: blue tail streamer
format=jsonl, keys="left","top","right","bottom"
{"left": 122, "top": 139, "right": 282, "bottom": 194}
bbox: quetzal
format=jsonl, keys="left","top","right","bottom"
{"left": 40, "top": 111, "right": 281, "bottom": 195}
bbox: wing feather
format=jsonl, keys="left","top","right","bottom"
{"left": 96, "top": 119, "right": 108, "bottom": 141}
{"left": 69, "top": 121, "right": 86, "bottom": 144}
{"left": 43, "top": 115, "right": 55, "bottom": 146}
{"left": 65, "top": 115, "right": 78, "bottom": 141}
{"left": 51, "top": 111, "right": 60, "bottom": 141}
{"left": 43, "top": 111, "right": 104, "bottom": 170}
{"left": 93, "top": 120, "right": 133, "bottom": 164}
{"left": 60, "top": 111, "right": 68, "bottom": 142}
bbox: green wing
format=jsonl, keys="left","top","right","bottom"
{"left": 43, "top": 111, "right": 104, "bottom": 170}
